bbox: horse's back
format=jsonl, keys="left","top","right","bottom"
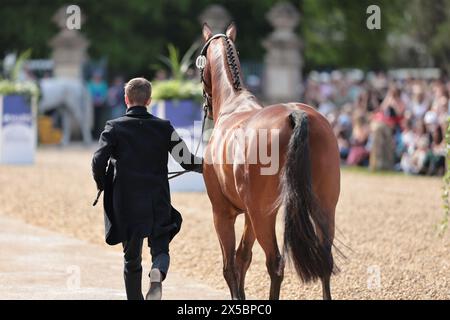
{"left": 206, "top": 101, "right": 340, "bottom": 214}
{"left": 239, "top": 102, "right": 340, "bottom": 213}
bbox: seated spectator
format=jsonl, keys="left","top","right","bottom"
{"left": 400, "top": 120, "right": 420, "bottom": 173}
{"left": 318, "top": 96, "right": 336, "bottom": 117}
{"left": 411, "top": 137, "right": 431, "bottom": 175}
{"left": 336, "top": 130, "right": 350, "bottom": 162}
{"left": 431, "top": 84, "right": 449, "bottom": 124}
{"left": 347, "top": 115, "right": 370, "bottom": 166}
{"left": 380, "top": 86, "right": 406, "bottom": 117}
{"left": 422, "top": 125, "right": 446, "bottom": 176}
{"left": 306, "top": 70, "right": 448, "bottom": 175}
{"left": 409, "top": 83, "right": 429, "bottom": 119}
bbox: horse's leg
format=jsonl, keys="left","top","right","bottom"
{"left": 213, "top": 208, "right": 240, "bottom": 300}
{"left": 321, "top": 266, "right": 332, "bottom": 300}
{"left": 61, "top": 108, "right": 71, "bottom": 146}
{"left": 319, "top": 208, "right": 335, "bottom": 300}
{"left": 250, "top": 211, "right": 284, "bottom": 300}
{"left": 320, "top": 210, "right": 334, "bottom": 300}
{"left": 235, "top": 213, "right": 255, "bottom": 300}
{"left": 204, "top": 159, "right": 242, "bottom": 300}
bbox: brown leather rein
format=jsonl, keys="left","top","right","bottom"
{"left": 92, "top": 37, "right": 224, "bottom": 206}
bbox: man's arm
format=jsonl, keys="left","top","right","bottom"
{"left": 92, "top": 121, "right": 116, "bottom": 190}
{"left": 168, "top": 124, "right": 203, "bottom": 173}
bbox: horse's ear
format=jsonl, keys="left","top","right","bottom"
{"left": 225, "top": 22, "right": 237, "bottom": 42}
{"left": 202, "top": 23, "right": 213, "bottom": 42}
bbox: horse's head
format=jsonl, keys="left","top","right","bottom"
{"left": 196, "top": 22, "right": 241, "bottom": 120}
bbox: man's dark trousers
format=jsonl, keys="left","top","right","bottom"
{"left": 122, "top": 233, "right": 170, "bottom": 300}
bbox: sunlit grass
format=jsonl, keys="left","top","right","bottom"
{"left": 340, "top": 165, "right": 436, "bottom": 178}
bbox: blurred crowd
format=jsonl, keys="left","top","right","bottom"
{"left": 87, "top": 72, "right": 127, "bottom": 136}
{"left": 304, "top": 71, "right": 449, "bottom": 176}
{"left": 86, "top": 69, "right": 449, "bottom": 176}
{"left": 88, "top": 72, "right": 126, "bottom": 112}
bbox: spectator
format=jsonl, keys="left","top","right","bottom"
{"left": 400, "top": 119, "right": 420, "bottom": 173}
{"left": 411, "top": 136, "right": 430, "bottom": 174}
{"left": 423, "top": 125, "right": 446, "bottom": 176}
{"left": 347, "top": 114, "right": 370, "bottom": 166}
{"left": 380, "top": 86, "right": 406, "bottom": 117}
{"left": 409, "top": 83, "right": 429, "bottom": 119}
{"left": 107, "top": 76, "right": 126, "bottom": 118}
{"left": 305, "top": 69, "right": 449, "bottom": 176}
{"left": 88, "top": 71, "right": 108, "bottom": 108}
{"left": 107, "top": 76, "right": 125, "bottom": 107}
{"left": 336, "top": 129, "right": 350, "bottom": 162}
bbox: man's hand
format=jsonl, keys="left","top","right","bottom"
{"left": 92, "top": 121, "right": 116, "bottom": 195}
{"left": 194, "top": 157, "right": 204, "bottom": 173}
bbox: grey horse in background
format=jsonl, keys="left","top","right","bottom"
{"left": 39, "top": 77, "right": 93, "bottom": 145}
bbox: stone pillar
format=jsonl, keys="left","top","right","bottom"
{"left": 198, "top": 4, "right": 231, "bottom": 34}
{"left": 262, "top": 2, "right": 303, "bottom": 103}
{"left": 49, "top": 6, "right": 89, "bottom": 79}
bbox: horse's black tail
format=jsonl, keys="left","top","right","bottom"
{"left": 282, "top": 110, "right": 334, "bottom": 283}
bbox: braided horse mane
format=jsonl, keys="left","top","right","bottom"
{"left": 223, "top": 36, "right": 243, "bottom": 91}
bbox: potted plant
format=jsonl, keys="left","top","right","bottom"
{"left": 0, "top": 50, "right": 39, "bottom": 164}
{"left": 151, "top": 44, "right": 206, "bottom": 192}
{"left": 150, "top": 43, "right": 203, "bottom": 128}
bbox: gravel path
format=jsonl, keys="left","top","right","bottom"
{"left": 0, "top": 146, "right": 448, "bottom": 299}
{"left": 0, "top": 214, "right": 228, "bottom": 300}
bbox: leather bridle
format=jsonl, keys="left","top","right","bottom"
{"left": 92, "top": 35, "right": 231, "bottom": 205}
{"left": 195, "top": 33, "right": 229, "bottom": 120}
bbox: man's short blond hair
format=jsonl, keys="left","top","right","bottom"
{"left": 125, "top": 77, "right": 152, "bottom": 105}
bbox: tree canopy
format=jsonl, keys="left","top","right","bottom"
{"left": 1, "top": 0, "right": 449, "bottom": 79}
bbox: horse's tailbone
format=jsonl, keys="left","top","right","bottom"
{"left": 282, "top": 110, "right": 333, "bottom": 283}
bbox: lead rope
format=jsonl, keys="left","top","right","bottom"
{"left": 167, "top": 104, "right": 208, "bottom": 180}
{"left": 93, "top": 105, "right": 208, "bottom": 206}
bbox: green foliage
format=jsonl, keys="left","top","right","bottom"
{"left": 1, "top": 0, "right": 450, "bottom": 75}
{"left": 151, "top": 43, "right": 202, "bottom": 101}
{"left": 155, "top": 42, "right": 199, "bottom": 81}
{"left": 415, "top": 0, "right": 450, "bottom": 72}
{"left": 301, "top": 0, "right": 404, "bottom": 70}
{"left": 10, "top": 49, "right": 32, "bottom": 81}
{"left": 0, "top": 0, "right": 276, "bottom": 77}
{"left": 0, "top": 80, "right": 39, "bottom": 99}
{"left": 152, "top": 80, "right": 202, "bottom": 101}
{"left": 0, "top": 49, "right": 39, "bottom": 98}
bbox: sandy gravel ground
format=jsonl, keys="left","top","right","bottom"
{"left": 0, "top": 146, "right": 448, "bottom": 300}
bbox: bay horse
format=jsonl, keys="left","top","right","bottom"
{"left": 199, "top": 23, "right": 340, "bottom": 300}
